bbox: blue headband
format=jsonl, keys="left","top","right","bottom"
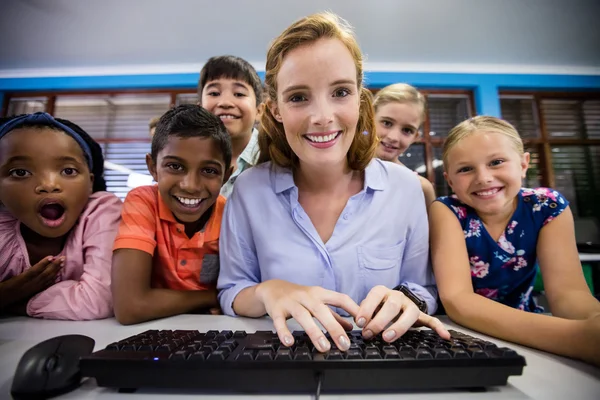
{"left": 0, "top": 112, "right": 93, "bottom": 170}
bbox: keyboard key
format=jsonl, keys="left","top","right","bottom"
{"left": 450, "top": 349, "right": 470, "bottom": 359}
{"left": 169, "top": 350, "right": 190, "bottom": 360}
{"left": 245, "top": 343, "right": 276, "bottom": 351}
{"left": 236, "top": 350, "right": 255, "bottom": 361}
{"left": 345, "top": 350, "right": 363, "bottom": 359}
{"left": 383, "top": 348, "right": 401, "bottom": 359}
{"left": 416, "top": 349, "right": 433, "bottom": 359}
{"left": 157, "top": 344, "right": 174, "bottom": 352}
{"left": 189, "top": 349, "right": 210, "bottom": 360}
{"left": 325, "top": 350, "right": 343, "bottom": 360}
{"left": 233, "top": 331, "right": 247, "bottom": 338}
{"left": 204, "top": 342, "right": 219, "bottom": 351}
{"left": 105, "top": 343, "right": 120, "bottom": 351}
{"left": 275, "top": 349, "right": 292, "bottom": 361}
{"left": 220, "top": 340, "right": 238, "bottom": 352}
{"left": 433, "top": 349, "right": 452, "bottom": 359}
{"left": 365, "top": 349, "right": 381, "bottom": 359}
{"left": 494, "top": 347, "right": 518, "bottom": 357}
{"left": 220, "top": 330, "right": 233, "bottom": 339}
{"left": 256, "top": 350, "right": 274, "bottom": 361}
{"left": 293, "top": 350, "right": 312, "bottom": 361}
{"left": 208, "top": 350, "right": 228, "bottom": 361}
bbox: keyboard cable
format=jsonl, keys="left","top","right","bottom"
{"left": 314, "top": 371, "right": 323, "bottom": 400}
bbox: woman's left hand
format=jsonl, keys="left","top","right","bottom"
{"left": 355, "top": 285, "right": 450, "bottom": 342}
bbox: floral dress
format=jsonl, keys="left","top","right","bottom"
{"left": 437, "top": 188, "right": 568, "bottom": 312}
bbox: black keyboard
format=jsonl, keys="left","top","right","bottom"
{"left": 80, "top": 328, "right": 526, "bottom": 394}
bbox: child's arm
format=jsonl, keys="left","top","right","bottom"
{"left": 26, "top": 195, "right": 122, "bottom": 320}
{"left": 417, "top": 176, "right": 436, "bottom": 210}
{"left": 536, "top": 206, "right": 600, "bottom": 319}
{"left": 430, "top": 201, "right": 600, "bottom": 365}
{"left": 112, "top": 249, "right": 218, "bottom": 325}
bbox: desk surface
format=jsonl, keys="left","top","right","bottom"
{"left": 1, "top": 315, "right": 599, "bottom": 400}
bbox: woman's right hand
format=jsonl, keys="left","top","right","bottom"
{"left": 255, "top": 279, "right": 360, "bottom": 352}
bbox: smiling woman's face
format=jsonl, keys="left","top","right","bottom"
{"left": 271, "top": 38, "right": 361, "bottom": 170}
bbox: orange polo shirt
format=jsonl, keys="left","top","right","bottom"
{"left": 113, "top": 185, "right": 225, "bottom": 290}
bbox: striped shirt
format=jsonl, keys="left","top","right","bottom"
{"left": 113, "top": 185, "right": 224, "bottom": 290}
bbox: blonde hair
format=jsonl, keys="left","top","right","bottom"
{"left": 442, "top": 116, "right": 524, "bottom": 170}
{"left": 149, "top": 116, "right": 161, "bottom": 129}
{"left": 257, "top": 12, "right": 377, "bottom": 171}
{"left": 374, "top": 83, "right": 427, "bottom": 122}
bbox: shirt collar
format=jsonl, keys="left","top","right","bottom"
{"left": 364, "top": 159, "right": 386, "bottom": 191}
{"left": 272, "top": 159, "right": 387, "bottom": 194}
{"left": 238, "top": 128, "right": 259, "bottom": 167}
{"left": 157, "top": 189, "right": 177, "bottom": 223}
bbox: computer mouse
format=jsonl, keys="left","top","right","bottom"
{"left": 11, "top": 334, "right": 95, "bottom": 400}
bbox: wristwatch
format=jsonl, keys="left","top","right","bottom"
{"left": 393, "top": 285, "right": 428, "bottom": 314}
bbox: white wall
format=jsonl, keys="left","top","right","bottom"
{"left": 1, "top": 0, "right": 599, "bottom": 77}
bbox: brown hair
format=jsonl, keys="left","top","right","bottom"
{"left": 374, "top": 83, "right": 427, "bottom": 123}
{"left": 442, "top": 116, "right": 525, "bottom": 170}
{"left": 257, "top": 12, "right": 377, "bottom": 171}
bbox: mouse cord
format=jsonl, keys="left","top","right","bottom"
{"left": 314, "top": 371, "right": 323, "bottom": 400}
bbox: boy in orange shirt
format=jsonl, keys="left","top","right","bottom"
{"left": 112, "top": 105, "right": 232, "bottom": 324}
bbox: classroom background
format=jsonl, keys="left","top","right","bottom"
{"left": 1, "top": 0, "right": 599, "bottom": 226}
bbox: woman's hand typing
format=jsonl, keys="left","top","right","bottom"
{"left": 355, "top": 285, "right": 450, "bottom": 342}
{"left": 255, "top": 279, "right": 360, "bottom": 352}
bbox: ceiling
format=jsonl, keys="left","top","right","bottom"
{"left": 1, "top": 0, "right": 599, "bottom": 77}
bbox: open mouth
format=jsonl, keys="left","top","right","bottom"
{"left": 38, "top": 202, "right": 66, "bottom": 228}
{"left": 173, "top": 195, "right": 205, "bottom": 210}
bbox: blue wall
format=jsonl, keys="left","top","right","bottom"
{"left": 2, "top": 72, "right": 600, "bottom": 117}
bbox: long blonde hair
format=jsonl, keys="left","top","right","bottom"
{"left": 257, "top": 12, "right": 377, "bottom": 171}
{"left": 443, "top": 116, "right": 525, "bottom": 169}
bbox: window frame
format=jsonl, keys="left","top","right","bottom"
{"left": 499, "top": 90, "right": 600, "bottom": 188}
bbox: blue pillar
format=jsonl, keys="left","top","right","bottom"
{"left": 474, "top": 83, "right": 501, "bottom": 117}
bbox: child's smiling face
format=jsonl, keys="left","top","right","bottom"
{"left": 146, "top": 135, "right": 229, "bottom": 229}
{"left": 0, "top": 127, "right": 93, "bottom": 238}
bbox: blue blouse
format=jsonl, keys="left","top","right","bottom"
{"left": 218, "top": 159, "right": 438, "bottom": 316}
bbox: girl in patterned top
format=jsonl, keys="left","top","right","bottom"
{"left": 430, "top": 116, "right": 600, "bottom": 366}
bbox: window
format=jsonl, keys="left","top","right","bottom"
{"left": 500, "top": 93, "right": 600, "bottom": 221}
{"left": 423, "top": 92, "right": 475, "bottom": 196}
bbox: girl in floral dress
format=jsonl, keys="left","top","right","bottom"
{"left": 430, "top": 116, "right": 600, "bottom": 366}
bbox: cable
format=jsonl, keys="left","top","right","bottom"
{"left": 314, "top": 372, "right": 323, "bottom": 400}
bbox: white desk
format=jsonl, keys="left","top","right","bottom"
{"left": 1, "top": 315, "right": 599, "bottom": 400}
